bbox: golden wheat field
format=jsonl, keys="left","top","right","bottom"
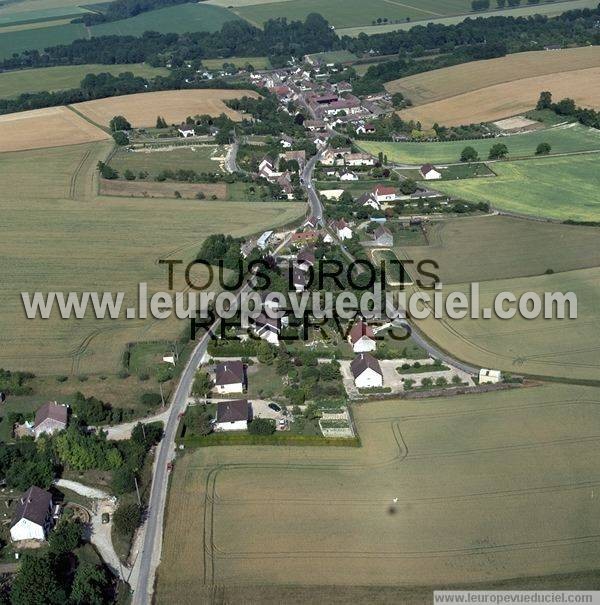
{"left": 397, "top": 66, "right": 600, "bottom": 127}
{"left": 385, "top": 46, "right": 600, "bottom": 105}
{"left": 0, "top": 141, "right": 304, "bottom": 375}
{"left": 70, "top": 89, "right": 260, "bottom": 128}
{"left": 0, "top": 106, "right": 109, "bottom": 152}
{"left": 157, "top": 384, "right": 600, "bottom": 602}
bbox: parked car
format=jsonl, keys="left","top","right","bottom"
{"left": 101, "top": 513, "right": 110, "bottom": 524}
{"left": 268, "top": 403, "right": 282, "bottom": 412}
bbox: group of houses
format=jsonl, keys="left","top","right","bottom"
{"left": 347, "top": 320, "right": 384, "bottom": 389}
{"left": 320, "top": 148, "right": 374, "bottom": 167}
{"left": 257, "top": 147, "right": 306, "bottom": 199}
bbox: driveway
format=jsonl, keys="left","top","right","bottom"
{"left": 55, "top": 479, "right": 122, "bottom": 579}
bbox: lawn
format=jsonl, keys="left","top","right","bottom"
{"left": 396, "top": 215, "right": 600, "bottom": 286}
{"left": 0, "top": 141, "right": 305, "bottom": 376}
{"left": 358, "top": 123, "right": 600, "bottom": 165}
{"left": 408, "top": 266, "right": 600, "bottom": 381}
{"left": 108, "top": 145, "right": 227, "bottom": 177}
{"left": 156, "top": 383, "right": 600, "bottom": 601}
{"left": 0, "top": 63, "right": 168, "bottom": 99}
{"left": 202, "top": 56, "right": 270, "bottom": 70}
{"left": 431, "top": 154, "right": 600, "bottom": 222}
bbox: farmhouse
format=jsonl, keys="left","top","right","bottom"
{"left": 357, "top": 192, "right": 381, "bottom": 210}
{"left": 283, "top": 150, "right": 306, "bottom": 167}
{"left": 297, "top": 247, "right": 316, "bottom": 271}
{"left": 215, "top": 400, "right": 250, "bottom": 432}
{"left": 373, "top": 185, "right": 397, "bottom": 203}
{"left": 320, "top": 148, "right": 351, "bottom": 166}
{"left": 304, "top": 119, "right": 327, "bottom": 132}
{"left": 356, "top": 123, "right": 376, "bottom": 135}
{"left": 258, "top": 156, "right": 282, "bottom": 181}
{"left": 215, "top": 361, "right": 246, "bottom": 394}
{"left": 479, "top": 368, "right": 502, "bottom": 384}
{"left": 348, "top": 320, "right": 376, "bottom": 353}
{"left": 257, "top": 230, "right": 274, "bottom": 250}
{"left": 292, "top": 267, "right": 309, "bottom": 292}
{"left": 330, "top": 218, "right": 353, "bottom": 241}
{"left": 280, "top": 134, "right": 294, "bottom": 148}
{"left": 178, "top": 124, "right": 195, "bottom": 138}
{"left": 420, "top": 164, "right": 442, "bottom": 180}
{"left": 345, "top": 153, "right": 375, "bottom": 167}
{"left": 10, "top": 486, "right": 54, "bottom": 543}
{"left": 339, "top": 170, "right": 358, "bottom": 181}
{"left": 291, "top": 230, "right": 319, "bottom": 245}
{"left": 304, "top": 215, "right": 320, "bottom": 229}
{"left": 34, "top": 402, "right": 68, "bottom": 439}
{"left": 350, "top": 353, "right": 383, "bottom": 388}
{"left": 372, "top": 225, "right": 394, "bottom": 247}
{"left": 251, "top": 313, "right": 282, "bottom": 346}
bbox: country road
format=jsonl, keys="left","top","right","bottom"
{"left": 131, "top": 115, "right": 480, "bottom": 603}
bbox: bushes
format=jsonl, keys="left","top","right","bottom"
{"left": 113, "top": 502, "right": 142, "bottom": 538}
{"left": 140, "top": 392, "right": 162, "bottom": 407}
{"left": 248, "top": 418, "right": 276, "bottom": 435}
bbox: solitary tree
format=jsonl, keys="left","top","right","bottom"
{"left": 109, "top": 115, "right": 131, "bottom": 132}
{"left": 536, "top": 91, "right": 553, "bottom": 111}
{"left": 112, "top": 131, "right": 129, "bottom": 146}
{"left": 488, "top": 143, "right": 508, "bottom": 160}
{"left": 156, "top": 115, "right": 167, "bottom": 128}
{"left": 535, "top": 142, "right": 551, "bottom": 155}
{"left": 460, "top": 146, "right": 479, "bottom": 162}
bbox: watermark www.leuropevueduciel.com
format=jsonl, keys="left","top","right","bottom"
{"left": 19, "top": 258, "right": 578, "bottom": 325}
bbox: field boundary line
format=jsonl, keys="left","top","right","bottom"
{"left": 66, "top": 104, "right": 110, "bottom": 133}
{"left": 381, "top": 0, "right": 442, "bottom": 17}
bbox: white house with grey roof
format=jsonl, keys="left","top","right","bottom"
{"left": 10, "top": 486, "right": 54, "bottom": 542}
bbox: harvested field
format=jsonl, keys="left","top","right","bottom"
{"left": 398, "top": 66, "right": 600, "bottom": 127}
{"left": 99, "top": 179, "right": 227, "bottom": 200}
{"left": 385, "top": 47, "right": 600, "bottom": 106}
{"left": 407, "top": 266, "right": 600, "bottom": 381}
{"left": 431, "top": 154, "right": 600, "bottom": 222}
{"left": 0, "top": 142, "right": 304, "bottom": 375}
{"left": 397, "top": 215, "right": 600, "bottom": 286}
{"left": 0, "top": 105, "right": 109, "bottom": 152}
{"left": 157, "top": 383, "right": 600, "bottom": 602}
{"left": 70, "top": 89, "right": 260, "bottom": 128}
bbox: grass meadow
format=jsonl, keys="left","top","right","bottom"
{"left": 407, "top": 266, "right": 600, "bottom": 381}
{"left": 430, "top": 154, "right": 600, "bottom": 222}
{"left": 108, "top": 145, "right": 228, "bottom": 176}
{"left": 358, "top": 124, "right": 600, "bottom": 165}
{"left": 398, "top": 215, "right": 600, "bottom": 286}
{"left": 337, "top": 0, "right": 596, "bottom": 35}
{"left": 157, "top": 384, "right": 600, "bottom": 601}
{"left": 0, "top": 3, "right": 238, "bottom": 59}
{"left": 0, "top": 141, "right": 304, "bottom": 376}
{"left": 0, "top": 63, "right": 168, "bottom": 99}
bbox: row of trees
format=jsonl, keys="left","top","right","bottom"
{"left": 460, "top": 140, "right": 551, "bottom": 162}
{"left": 537, "top": 90, "right": 600, "bottom": 129}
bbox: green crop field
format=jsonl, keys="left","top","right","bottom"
{"left": 0, "top": 3, "right": 238, "bottom": 59}
{"left": 91, "top": 3, "right": 239, "bottom": 36}
{"left": 0, "top": 21, "right": 86, "bottom": 59}
{"left": 108, "top": 145, "right": 228, "bottom": 176}
{"left": 337, "top": 0, "right": 595, "bottom": 35}
{"left": 358, "top": 124, "right": 600, "bottom": 165}
{"left": 409, "top": 266, "right": 600, "bottom": 381}
{"left": 157, "top": 384, "right": 600, "bottom": 602}
{"left": 0, "top": 141, "right": 304, "bottom": 376}
{"left": 398, "top": 215, "right": 600, "bottom": 286}
{"left": 431, "top": 154, "right": 600, "bottom": 222}
{"left": 0, "top": 63, "right": 168, "bottom": 98}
